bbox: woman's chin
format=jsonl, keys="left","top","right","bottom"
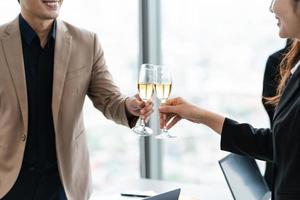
{"left": 278, "top": 30, "right": 289, "bottom": 39}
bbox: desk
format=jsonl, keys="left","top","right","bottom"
{"left": 90, "top": 179, "right": 232, "bottom": 200}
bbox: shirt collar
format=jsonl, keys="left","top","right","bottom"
{"left": 19, "top": 14, "right": 56, "bottom": 45}
{"left": 291, "top": 59, "right": 300, "bottom": 75}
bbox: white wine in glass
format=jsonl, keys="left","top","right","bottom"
{"left": 132, "top": 64, "right": 156, "bottom": 136}
{"left": 138, "top": 83, "right": 155, "bottom": 101}
{"left": 155, "top": 83, "right": 172, "bottom": 103}
{"left": 155, "top": 65, "right": 175, "bottom": 139}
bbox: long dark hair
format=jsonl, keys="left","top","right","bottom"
{"left": 265, "top": 40, "right": 300, "bottom": 106}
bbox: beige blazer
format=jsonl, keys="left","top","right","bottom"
{"left": 0, "top": 17, "right": 130, "bottom": 200}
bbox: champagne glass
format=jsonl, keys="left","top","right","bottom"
{"left": 155, "top": 65, "right": 175, "bottom": 139}
{"left": 132, "top": 64, "right": 156, "bottom": 136}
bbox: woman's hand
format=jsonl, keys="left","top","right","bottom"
{"left": 159, "top": 97, "right": 204, "bottom": 129}
{"left": 159, "top": 97, "right": 225, "bottom": 134}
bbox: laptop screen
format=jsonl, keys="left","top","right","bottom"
{"left": 144, "top": 189, "right": 181, "bottom": 200}
{"left": 219, "top": 153, "right": 271, "bottom": 200}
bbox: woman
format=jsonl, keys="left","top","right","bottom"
{"left": 159, "top": 0, "right": 300, "bottom": 199}
{"left": 262, "top": 39, "right": 291, "bottom": 189}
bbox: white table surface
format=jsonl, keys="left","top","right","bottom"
{"left": 90, "top": 178, "right": 232, "bottom": 200}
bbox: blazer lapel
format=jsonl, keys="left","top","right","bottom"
{"left": 2, "top": 18, "right": 28, "bottom": 133}
{"left": 52, "top": 20, "right": 72, "bottom": 132}
{"left": 273, "top": 69, "right": 300, "bottom": 121}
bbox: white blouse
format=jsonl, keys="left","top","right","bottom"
{"left": 291, "top": 59, "right": 300, "bottom": 75}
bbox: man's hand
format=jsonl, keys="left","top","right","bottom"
{"left": 125, "top": 94, "right": 154, "bottom": 122}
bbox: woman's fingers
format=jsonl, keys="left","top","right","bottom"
{"left": 160, "top": 113, "right": 177, "bottom": 128}
{"left": 159, "top": 105, "right": 178, "bottom": 114}
{"left": 166, "top": 115, "right": 182, "bottom": 129}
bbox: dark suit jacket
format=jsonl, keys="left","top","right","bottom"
{"left": 221, "top": 65, "right": 300, "bottom": 200}
{"left": 263, "top": 40, "right": 292, "bottom": 125}
{"left": 263, "top": 50, "right": 286, "bottom": 125}
{"left": 262, "top": 44, "right": 290, "bottom": 189}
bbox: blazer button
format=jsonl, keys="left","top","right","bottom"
{"left": 21, "top": 134, "right": 27, "bottom": 142}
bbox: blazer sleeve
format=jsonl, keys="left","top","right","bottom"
{"left": 87, "top": 33, "right": 136, "bottom": 127}
{"left": 221, "top": 118, "right": 273, "bottom": 162}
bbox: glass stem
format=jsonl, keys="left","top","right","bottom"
{"left": 141, "top": 119, "right": 146, "bottom": 131}
{"left": 162, "top": 114, "right": 168, "bottom": 133}
{"left": 141, "top": 99, "right": 147, "bottom": 131}
{"left": 160, "top": 99, "right": 168, "bottom": 133}
{"left": 163, "top": 126, "right": 168, "bottom": 133}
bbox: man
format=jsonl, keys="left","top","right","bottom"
{"left": 0, "top": 0, "right": 153, "bottom": 199}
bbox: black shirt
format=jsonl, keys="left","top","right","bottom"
{"left": 19, "top": 14, "right": 58, "bottom": 172}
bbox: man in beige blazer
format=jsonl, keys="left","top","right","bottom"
{"left": 0, "top": 0, "right": 153, "bottom": 199}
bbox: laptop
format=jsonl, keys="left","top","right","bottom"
{"left": 143, "top": 189, "right": 181, "bottom": 200}
{"left": 219, "top": 153, "right": 271, "bottom": 200}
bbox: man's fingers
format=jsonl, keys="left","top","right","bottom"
{"left": 135, "top": 94, "right": 153, "bottom": 104}
{"left": 135, "top": 94, "right": 141, "bottom": 101}
{"left": 141, "top": 109, "right": 154, "bottom": 120}
{"left": 145, "top": 109, "right": 154, "bottom": 116}
{"left": 141, "top": 103, "right": 153, "bottom": 113}
{"left": 140, "top": 103, "right": 154, "bottom": 118}
{"left": 145, "top": 98, "right": 153, "bottom": 105}
{"left": 137, "top": 100, "right": 145, "bottom": 109}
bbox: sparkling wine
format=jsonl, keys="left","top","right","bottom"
{"left": 138, "top": 83, "right": 154, "bottom": 101}
{"left": 155, "top": 83, "right": 172, "bottom": 102}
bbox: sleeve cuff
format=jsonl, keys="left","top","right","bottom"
{"left": 220, "top": 117, "right": 238, "bottom": 152}
{"left": 124, "top": 98, "right": 139, "bottom": 128}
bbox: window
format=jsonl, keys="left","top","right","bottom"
{"left": 161, "top": 0, "right": 284, "bottom": 185}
